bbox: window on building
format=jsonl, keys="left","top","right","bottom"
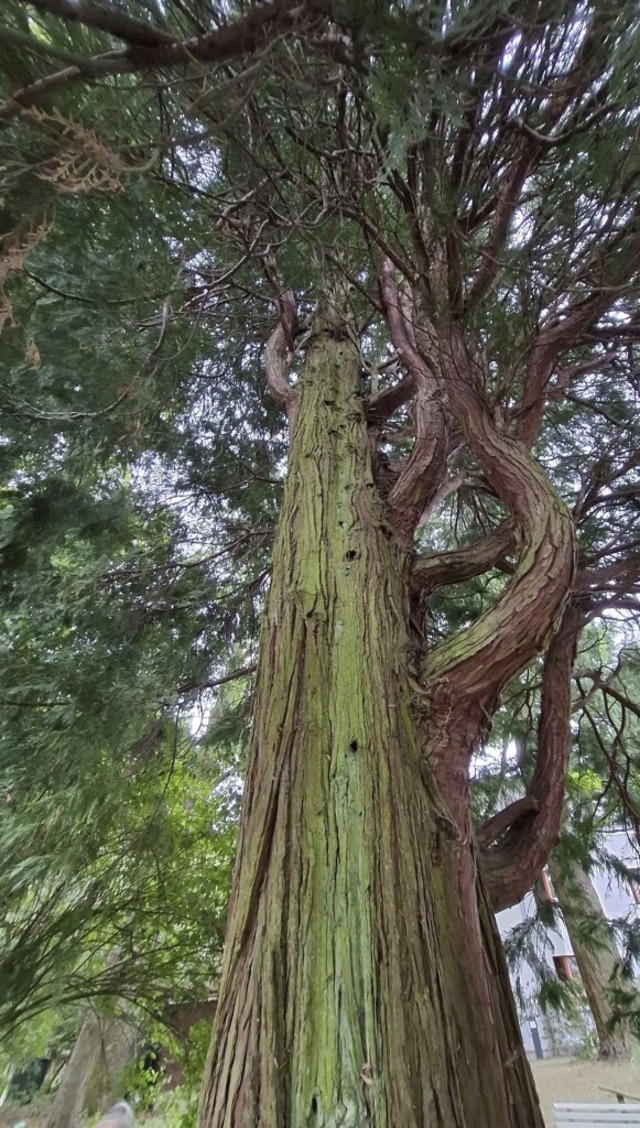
{"left": 552, "top": 955, "right": 574, "bottom": 981}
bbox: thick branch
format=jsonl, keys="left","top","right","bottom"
{"left": 411, "top": 518, "right": 516, "bottom": 594}
{"left": 21, "top": 0, "right": 177, "bottom": 47}
{"left": 424, "top": 328, "right": 575, "bottom": 718}
{"left": 379, "top": 259, "right": 447, "bottom": 544}
{"left": 476, "top": 795, "right": 539, "bottom": 850}
{"left": 264, "top": 289, "right": 297, "bottom": 415}
{"left": 366, "top": 375, "right": 414, "bottom": 424}
{"left": 1, "top": 0, "right": 332, "bottom": 123}
{"left": 481, "top": 603, "right": 582, "bottom": 912}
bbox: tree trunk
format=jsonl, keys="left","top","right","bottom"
{"left": 44, "top": 1010, "right": 138, "bottom": 1128}
{"left": 548, "top": 855, "right": 637, "bottom": 1060}
{"left": 434, "top": 850, "right": 544, "bottom": 1128}
{"left": 199, "top": 317, "right": 544, "bottom": 1127}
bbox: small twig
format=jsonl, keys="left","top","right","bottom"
{"left": 178, "top": 662, "right": 257, "bottom": 695}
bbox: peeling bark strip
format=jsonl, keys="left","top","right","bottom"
{"left": 199, "top": 319, "right": 472, "bottom": 1128}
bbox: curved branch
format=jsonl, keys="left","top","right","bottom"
{"left": 366, "top": 375, "right": 414, "bottom": 424}
{"left": 476, "top": 795, "right": 539, "bottom": 850}
{"left": 517, "top": 217, "right": 640, "bottom": 447}
{"left": 264, "top": 289, "right": 297, "bottom": 415}
{"left": 424, "top": 328, "right": 575, "bottom": 715}
{"left": 21, "top": 0, "right": 177, "bottom": 47}
{"left": 576, "top": 674, "right": 640, "bottom": 726}
{"left": 379, "top": 259, "right": 448, "bottom": 544}
{"left": 481, "top": 603, "right": 582, "bottom": 912}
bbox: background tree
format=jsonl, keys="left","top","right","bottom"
{"left": 480, "top": 636, "right": 640, "bottom": 1061}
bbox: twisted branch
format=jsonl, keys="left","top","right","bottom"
{"left": 264, "top": 289, "right": 297, "bottom": 415}
{"left": 379, "top": 259, "right": 448, "bottom": 544}
{"left": 480, "top": 603, "right": 582, "bottom": 912}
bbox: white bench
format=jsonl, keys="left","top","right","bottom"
{"left": 555, "top": 1104, "right": 640, "bottom": 1127}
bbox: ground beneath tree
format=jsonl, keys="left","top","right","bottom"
{"left": 531, "top": 1058, "right": 640, "bottom": 1126}
{"left": 1, "top": 1059, "right": 640, "bottom": 1127}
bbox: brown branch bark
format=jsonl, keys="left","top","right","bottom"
{"left": 517, "top": 216, "right": 640, "bottom": 447}
{"left": 366, "top": 375, "right": 415, "bottom": 424}
{"left": 379, "top": 259, "right": 448, "bottom": 544}
{"left": 418, "top": 329, "right": 576, "bottom": 957}
{"left": 476, "top": 795, "right": 539, "bottom": 850}
{"left": 1, "top": 0, "right": 332, "bottom": 123}
{"left": 424, "top": 327, "right": 575, "bottom": 718}
{"left": 178, "top": 663, "right": 257, "bottom": 695}
{"left": 264, "top": 289, "right": 297, "bottom": 415}
{"left": 411, "top": 518, "right": 516, "bottom": 594}
{"left": 481, "top": 603, "right": 582, "bottom": 912}
{"left": 464, "top": 139, "right": 539, "bottom": 311}
{"left": 20, "top": 0, "right": 177, "bottom": 47}
{"left": 576, "top": 674, "right": 640, "bottom": 726}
